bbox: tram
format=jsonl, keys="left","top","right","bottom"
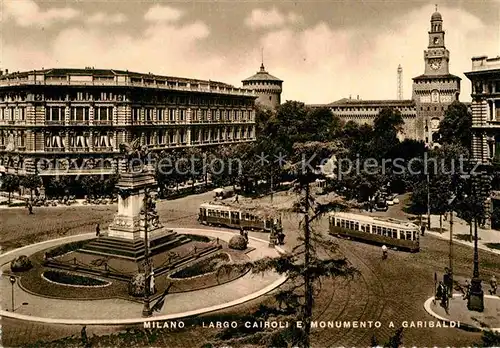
{"left": 198, "top": 202, "right": 282, "bottom": 233}
{"left": 328, "top": 212, "right": 419, "bottom": 252}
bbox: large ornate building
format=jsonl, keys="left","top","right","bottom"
{"left": 464, "top": 55, "right": 500, "bottom": 228}
{"left": 313, "top": 9, "right": 461, "bottom": 144}
{"left": 0, "top": 68, "right": 257, "bottom": 179}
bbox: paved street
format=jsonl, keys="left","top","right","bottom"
{"left": 1, "top": 190, "right": 499, "bottom": 346}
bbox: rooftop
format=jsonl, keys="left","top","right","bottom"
{"left": 0, "top": 68, "right": 257, "bottom": 97}
{"left": 242, "top": 64, "right": 283, "bottom": 83}
{"left": 327, "top": 98, "right": 415, "bottom": 107}
{"left": 413, "top": 73, "right": 461, "bottom": 81}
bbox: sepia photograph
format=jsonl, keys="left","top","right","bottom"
{"left": 1, "top": 0, "right": 500, "bottom": 347}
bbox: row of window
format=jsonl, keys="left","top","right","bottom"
{"left": 204, "top": 209, "right": 262, "bottom": 221}
{"left": 0, "top": 107, "right": 26, "bottom": 121}
{"left": 133, "top": 108, "right": 253, "bottom": 123}
{"left": 36, "top": 91, "right": 253, "bottom": 107}
{"left": 333, "top": 218, "right": 418, "bottom": 241}
{"left": 44, "top": 134, "right": 113, "bottom": 149}
{"left": 0, "top": 131, "right": 25, "bottom": 147}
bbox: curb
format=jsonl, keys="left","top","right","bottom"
{"left": 426, "top": 231, "right": 500, "bottom": 257}
{"left": 0, "top": 229, "right": 287, "bottom": 325}
{"left": 423, "top": 294, "right": 500, "bottom": 333}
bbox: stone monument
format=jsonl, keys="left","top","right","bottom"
{"left": 80, "top": 140, "right": 190, "bottom": 260}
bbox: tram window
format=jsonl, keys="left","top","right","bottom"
{"left": 361, "top": 224, "right": 365, "bottom": 232}
{"left": 355, "top": 222, "right": 359, "bottom": 231}
{"left": 392, "top": 229, "right": 398, "bottom": 238}
{"left": 400, "top": 231, "right": 405, "bottom": 240}
{"left": 376, "top": 226, "right": 382, "bottom": 235}
{"left": 406, "top": 231, "right": 412, "bottom": 240}
{"left": 336, "top": 219, "right": 341, "bottom": 227}
{"left": 341, "top": 220, "right": 345, "bottom": 228}
{"left": 382, "top": 227, "right": 387, "bottom": 236}
{"left": 349, "top": 221, "right": 354, "bottom": 230}
{"left": 413, "top": 231, "right": 416, "bottom": 240}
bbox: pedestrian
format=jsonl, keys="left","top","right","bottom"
{"left": 28, "top": 201, "right": 33, "bottom": 215}
{"left": 436, "top": 281, "right": 443, "bottom": 300}
{"left": 421, "top": 224, "right": 425, "bottom": 236}
{"left": 279, "top": 232, "right": 285, "bottom": 245}
{"left": 244, "top": 230, "right": 249, "bottom": 242}
{"left": 95, "top": 223, "right": 100, "bottom": 237}
{"left": 490, "top": 275, "right": 497, "bottom": 295}
{"left": 240, "top": 227, "right": 244, "bottom": 236}
{"left": 381, "top": 245, "right": 388, "bottom": 260}
{"left": 234, "top": 194, "right": 239, "bottom": 203}
{"left": 81, "top": 325, "right": 89, "bottom": 347}
{"left": 463, "top": 280, "right": 471, "bottom": 300}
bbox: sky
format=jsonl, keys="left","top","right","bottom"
{"left": 0, "top": 0, "right": 499, "bottom": 104}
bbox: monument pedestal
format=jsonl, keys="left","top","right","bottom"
{"left": 80, "top": 171, "right": 190, "bottom": 260}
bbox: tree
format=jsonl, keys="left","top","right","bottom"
{"left": 211, "top": 141, "right": 357, "bottom": 348}
{"left": 370, "top": 107, "right": 404, "bottom": 159}
{"left": 437, "top": 101, "right": 472, "bottom": 149}
{"left": 20, "top": 174, "right": 42, "bottom": 200}
{"left": 2, "top": 174, "right": 20, "bottom": 203}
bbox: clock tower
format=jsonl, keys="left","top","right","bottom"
{"left": 412, "top": 7, "right": 461, "bottom": 145}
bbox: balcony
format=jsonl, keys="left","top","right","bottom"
{"left": 46, "top": 120, "right": 65, "bottom": 126}
{"left": 45, "top": 147, "right": 65, "bottom": 153}
{"left": 68, "top": 147, "right": 90, "bottom": 152}
{"left": 16, "top": 146, "right": 26, "bottom": 151}
{"left": 93, "top": 120, "right": 113, "bottom": 126}
{"left": 93, "top": 146, "right": 114, "bottom": 152}
{"left": 69, "top": 120, "right": 90, "bottom": 126}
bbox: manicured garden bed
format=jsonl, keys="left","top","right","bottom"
{"left": 43, "top": 270, "right": 109, "bottom": 287}
{"left": 170, "top": 253, "right": 230, "bottom": 279}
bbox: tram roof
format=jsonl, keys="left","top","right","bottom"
{"left": 330, "top": 212, "right": 418, "bottom": 229}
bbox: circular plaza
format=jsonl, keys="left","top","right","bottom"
{"left": 0, "top": 228, "right": 286, "bottom": 324}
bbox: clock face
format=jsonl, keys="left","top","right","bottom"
{"left": 430, "top": 59, "right": 441, "bottom": 70}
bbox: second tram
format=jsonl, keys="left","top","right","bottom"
{"left": 329, "top": 212, "right": 419, "bottom": 252}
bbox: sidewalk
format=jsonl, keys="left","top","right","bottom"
{"left": 425, "top": 214, "right": 500, "bottom": 255}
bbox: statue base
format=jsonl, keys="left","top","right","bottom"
{"left": 467, "top": 278, "right": 484, "bottom": 312}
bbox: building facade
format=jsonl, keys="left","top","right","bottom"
{"left": 242, "top": 63, "right": 282, "bottom": 110}
{"left": 464, "top": 55, "right": 500, "bottom": 229}
{"left": 0, "top": 68, "right": 257, "bottom": 179}
{"left": 465, "top": 56, "right": 500, "bottom": 165}
{"left": 313, "top": 9, "right": 460, "bottom": 144}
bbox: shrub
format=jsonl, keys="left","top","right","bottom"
{"left": 128, "top": 273, "right": 146, "bottom": 297}
{"left": 43, "top": 270, "right": 108, "bottom": 286}
{"left": 171, "top": 253, "right": 230, "bottom": 279}
{"left": 228, "top": 235, "right": 247, "bottom": 250}
{"left": 10, "top": 255, "right": 33, "bottom": 272}
{"left": 185, "top": 234, "right": 211, "bottom": 243}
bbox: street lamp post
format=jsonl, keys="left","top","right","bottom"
{"left": 9, "top": 275, "right": 16, "bottom": 312}
{"left": 141, "top": 188, "right": 152, "bottom": 317}
{"left": 425, "top": 144, "right": 431, "bottom": 229}
{"left": 468, "top": 173, "right": 484, "bottom": 312}
{"left": 447, "top": 198, "right": 455, "bottom": 297}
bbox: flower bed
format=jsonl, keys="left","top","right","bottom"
{"left": 42, "top": 270, "right": 110, "bottom": 287}
{"left": 170, "top": 253, "right": 230, "bottom": 279}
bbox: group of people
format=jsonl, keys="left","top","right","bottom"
{"left": 239, "top": 227, "right": 249, "bottom": 241}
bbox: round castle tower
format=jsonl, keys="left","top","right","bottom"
{"left": 242, "top": 63, "right": 282, "bottom": 110}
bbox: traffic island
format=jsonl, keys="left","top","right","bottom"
{"left": 424, "top": 294, "right": 500, "bottom": 332}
